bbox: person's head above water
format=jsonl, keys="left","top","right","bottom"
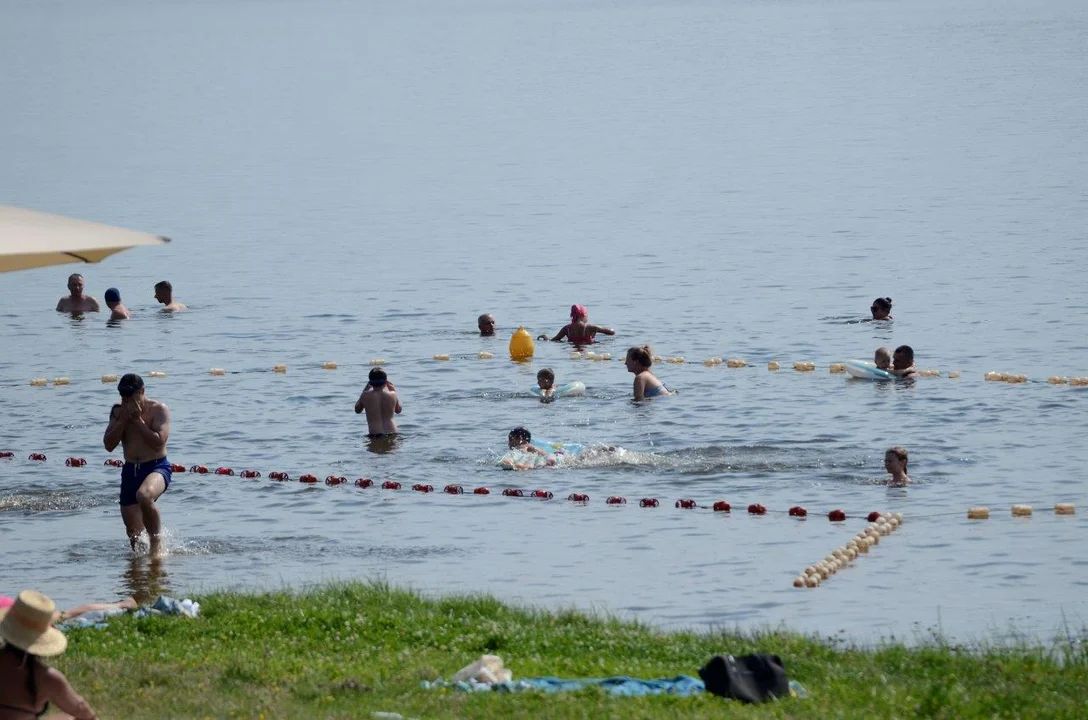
{"left": 536, "top": 368, "right": 555, "bottom": 389}
{"left": 477, "top": 313, "right": 496, "bottom": 336}
{"left": 104, "top": 287, "right": 121, "bottom": 306}
{"left": 154, "top": 280, "right": 173, "bottom": 304}
{"left": 67, "top": 273, "right": 85, "bottom": 298}
{"left": 625, "top": 345, "right": 653, "bottom": 371}
{"left": 885, "top": 446, "right": 909, "bottom": 476}
{"left": 508, "top": 426, "right": 532, "bottom": 448}
{"left": 368, "top": 368, "right": 388, "bottom": 386}
{"left": 570, "top": 304, "right": 588, "bottom": 322}
{"left": 874, "top": 347, "right": 892, "bottom": 370}
{"left": 871, "top": 297, "right": 893, "bottom": 320}
{"left": 117, "top": 373, "right": 145, "bottom": 399}
{"left": 893, "top": 345, "right": 914, "bottom": 369}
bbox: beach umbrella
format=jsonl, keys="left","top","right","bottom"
{"left": 0, "top": 205, "right": 170, "bottom": 274}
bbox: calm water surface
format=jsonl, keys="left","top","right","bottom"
{"left": 1, "top": 0, "right": 1086, "bottom": 644}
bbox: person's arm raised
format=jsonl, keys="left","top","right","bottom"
{"left": 589, "top": 324, "right": 615, "bottom": 336}
{"left": 103, "top": 405, "right": 128, "bottom": 451}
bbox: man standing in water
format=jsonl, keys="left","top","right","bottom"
{"left": 354, "top": 367, "right": 402, "bottom": 438}
{"left": 55, "top": 273, "right": 100, "bottom": 314}
{"left": 154, "top": 280, "right": 187, "bottom": 312}
{"left": 103, "top": 374, "right": 173, "bottom": 556}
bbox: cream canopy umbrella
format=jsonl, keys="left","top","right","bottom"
{"left": 0, "top": 205, "right": 170, "bottom": 273}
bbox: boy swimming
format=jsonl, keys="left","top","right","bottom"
{"left": 536, "top": 368, "right": 556, "bottom": 402}
{"left": 503, "top": 427, "right": 557, "bottom": 469}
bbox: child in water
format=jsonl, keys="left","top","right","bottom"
{"left": 536, "top": 368, "right": 556, "bottom": 402}
{"left": 504, "top": 427, "right": 556, "bottom": 468}
{"left": 874, "top": 347, "right": 892, "bottom": 371}
{"left": 885, "top": 446, "right": 912, "bottom": 485}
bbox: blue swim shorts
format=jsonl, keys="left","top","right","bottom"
{"left": 119, "top": 457, "right": 172, "bottom": 506}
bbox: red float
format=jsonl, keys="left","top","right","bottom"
{"left": 299, "top": 474, "right": 318, "bottom": 484}
{"left": 412, "top": 484, "right": 434, "bottom": 493}
{"left": 354, "top": 478, "right": 374, "bottom": 488}
{"left": 269, "top": 471, "right": 290, "bottom": 481}
{"left": 675, "top": 499, "right": 696, "bottom": 509}
{"left": 867, "top": 511, "right": 881, "bottom": 522}
{"left": 567, "top": 493, "right": 589, "bottom": 503}
{"left": 789, "top": 506, "right": 808, "bottom": 517}
{"left": 65, "top": 457, "right": 87, "bottom": 467}
{"left": 105, "top": 458, "right": 123, "bottom": 467}
{"left": 530, "top": 490, "right": 553, "bottom": 499}
{"left": 240, "top": 470, "right": 261, "bottom": 478}
{"left": 326, "top": 476, "right": 347, "bottom": 486}
{"left": 748, "top": 504, "right": 767, "bottom": 515}
{"left": 214, "top": 467, "right": 234, "bottom": 476}
{"left": 443, "top": 484, "right": 464, "bottom": 494}
{"left": 473, "top": 487, "right": 490, "bottom": 495}
{"left": 381, "top": 481, "right": 401, "bottom": 490}
{"left": 502, "top": 488, "right": 524, "bottom": 497}
{"left": 828, "top": 509, "right": 847, "bottom": 522}
{"left": 0, "top": 451, "right": 13, "bottom": 459}
{"left": 189, "top": 465, "right": 209, "bottom": 474}
{"left": 606, "top": 496, "right": 627, "bottom": 505}
{"left": 171, "top": 463, "right": 186, "bottom": 473}
{"left": 28, "top": 453, "right": 46, "bottom": 461}
{"left": 640, "top": 498, "right": 660, "bottom": 508}
{"left": 713, "top": 501, "right": 731, "bottom": 512}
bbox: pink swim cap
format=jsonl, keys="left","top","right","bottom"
{"left": 570, "top": 304, "right": 588, "bottom": 320}
{"left": 0, "top": 595, "right": 14, "bottom": 609}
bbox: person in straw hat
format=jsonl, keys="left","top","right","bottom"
{"left": 0, "top": 590, "right": 98, "bottom": 720}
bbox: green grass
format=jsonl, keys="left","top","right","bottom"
{"left": 55, "top": 582, "right": 1087, "bottom": 719}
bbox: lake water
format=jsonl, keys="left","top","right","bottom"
{"left": 1, "top": 0, "right": 1086, "bottom": 645}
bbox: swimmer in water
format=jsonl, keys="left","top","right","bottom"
{"left": 55, "top": 273, "right": 100, "bottom": 315}
{"left": 478, "top": 313, "right": 496, "bottom": 336}
{"left": 104, "top": 287, "right": 130, "bottom": 321}
{"left": 536, "top": 368, "right": 556, "bottom": 402}
{"left": 874, "top": 347, "right": 892, "bottom": 371}
{"left": 625, "top": 345, "right": 670, "bottom": 400}
{"left": 538, "top": 304, "right": 615, "bottom": 344}
{"left": 354, "top": 368, "right": 402, "bottom": 438}
{"left": 154, "top": 280, "right": 187, "bottom": 312}
{"left": 507, "top": 427, "right": 555, "bottom": 462}
{"left": 891, "top": 345, "right": 916, "bottom": 378}
{"left": 870, "top": 297, "right": 893, "bottom": 320}
{"left": 885, "top": 446, "right": 912, "bottom": 485}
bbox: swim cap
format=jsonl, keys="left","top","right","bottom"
{"left": 570, "top": 304, "right": 588, "bottom": 320}
{"left": 104, "top": 288, "right": 121, "bottom": 303}
{"left": 117, "top": 373, "right": 144, "bottom": 397}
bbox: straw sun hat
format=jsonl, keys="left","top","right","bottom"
{"left": 0, "top": 590, "right": 67, "bottom": 656}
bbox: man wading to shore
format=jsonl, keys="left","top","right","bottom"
{"left": 103, "top": 374, "right": 173, "bottom": 556}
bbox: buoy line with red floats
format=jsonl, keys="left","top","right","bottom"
{"left": 1, "top": 452, "right": 1078, "bottom": 523}
{"left": 5, "top": 356, "right": 1088, "bottom": 390}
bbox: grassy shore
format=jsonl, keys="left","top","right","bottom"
{"left": 55, "top": 583, "right": 1085, "bottom": 719}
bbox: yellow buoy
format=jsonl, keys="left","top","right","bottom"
{"left": 209, "top": 368, "right": 226, "bottom": 376}
{"left": 666, "top": 356, "right": 685, "bottom": 364}
{"left": 726, "top": 358, "right": 746, "bottom": 368}
{"left": 702, "top": 358, "right": 717, "bottom": 367}
{"left": 101, "top": 374, "right": 118, "bottom": 383}
{"left": 585, "top": 351, "right": 597, "bottom": 360}
{"left": 509, "top": 327, "right": 534, "bottom": 361}
{"left": 148, "top": 371, "right": 167, "bottom": 378}
{"left": 1006, "top": 374, "right": 1028, "bottom": 384}
{"left": 948, "top": 371, "right": 961, "bottom": 379}
{"left": 570, "top": 352, "right": 582, "bottom": 360}
{"left": 1070, "top": 377, "right": 1088, "bottom": 386}
{"left": 273, "top": 364, "right": 287, "bottom": 373}
{"left": 433, "top": 354, "right": 450, "bottom": 361}
{"left": 767, "top": 361, "right": 780, "bottom": 371}
{"left": 1055, "top": 503, "right": 1075, "bottom": 515}
{"left": 30, "top": 378, "right": 47, "bottom": 387}
{"left": 793, "top": 576, "right": 805, "bottom": 588}
{"left": 805, "top": 575, "right": 819, "bottom": 588}
{"left": 477, "top": 352, "right": 493, "bottom": 360}
{"left": 53, "top": 377, "right": 71, "bottom": 386}
{"left": 967, "top": 507, "right": 990, "bottom": 520}
{"left": 1047, "top": 376, "right": 1068, "bottom": 385}
{"left": 793, "top": 361, "right": 815, "bottom": 372}
{"left": 918, "top": 369, "right": 941, "bottom": 377}
{"left": 370, "top": 358, "right": 386, "bottom": 366}
{"left": 984, "top": 371, "right": 1007, "bottom": 382}
{"left": 321, "top": 361, "right": 337, "bottom": 370}
{"left": 829, "top": 363, "right": 845, "bottom": 374}
{"left": 1011, "top": 504, "right": 1032, "bottom": 517}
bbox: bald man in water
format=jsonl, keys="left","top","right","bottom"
{"left": 478, "top": 313, "right": 496, "bottom": 336}
{"left": 56, "top": 273, "right": 101, "bottom": 314}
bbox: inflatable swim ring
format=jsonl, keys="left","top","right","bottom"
{"left": 844, "top": 360, "right": 893, "bottom": 381}
{"left": 530, "top": 381, "right": 586, "bottom": 399}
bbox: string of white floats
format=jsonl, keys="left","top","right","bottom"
{"left": 20, "top": 358, "right": 1087, "bottom": 388}
{"left": 795, "top": 512, "right": 903, "bottom": 588}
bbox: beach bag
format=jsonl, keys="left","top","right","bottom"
{"left": 698, "top": 653, "right": 790, "bottom": 703}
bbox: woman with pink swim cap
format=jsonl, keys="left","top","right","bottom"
{"left": 538, "top": 304, "right": 616, "bottom": 346}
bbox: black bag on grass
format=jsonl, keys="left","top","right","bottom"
{"left": 698, "top": 653, "right": 790, "bottom": 703}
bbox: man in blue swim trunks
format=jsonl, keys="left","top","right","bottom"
{"left": 103, "top": 373, "right": 173, "bottom": 556}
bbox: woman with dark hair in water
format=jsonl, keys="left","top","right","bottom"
{"left": 870, "top": 297, "right": 893, "bottom": 320}
{"left": 625, "top": 345, "right": 671, "bottom": 401}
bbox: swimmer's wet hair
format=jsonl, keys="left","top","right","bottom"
{"left": 872, "top": 297, "right": 893, "bottom": 311}
{"left": 887, "top": 446, "right": 908, "bottom": 464}
{"left": 894, "top": 345, "right": 914, "bottom": 363}
{"left": 626, "top": 345, "right": 653, "bottom": 367}
{"left": 537, "top": 368, "right": 555, "bottom": 382}
{"left": 509, "top": 426, "right": 531, "bottom": 444}
{"left": 155, "top": 280, "right": 172, "bottom": 292}
{"left": 875, "top": 347, "right": 891, "bottom": 360}
{"left": 368, "top": 367, "right": 387, "bottom": 384}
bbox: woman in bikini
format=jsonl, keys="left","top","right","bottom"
{"left": 0, "top": 591, "right": 98, "bottom": 720}
{"left": 625, "top": 345, "right": 671, "bottom": 400}
{"left": 538, "top": 304, "right": 615, "bottom": 345}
